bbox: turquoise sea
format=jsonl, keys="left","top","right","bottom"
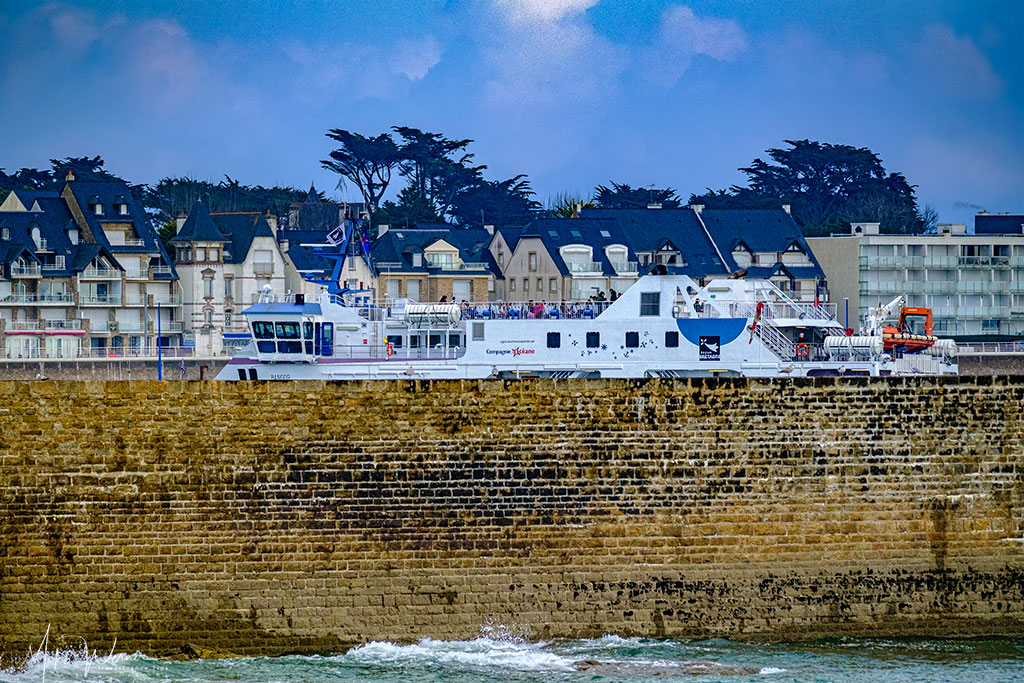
{"left": 3, "top": 635, "right": 1023, "bottom": 682}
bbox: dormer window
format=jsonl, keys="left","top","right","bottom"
{"left": 88, "top": 196, "right": 102, "bottom": 215}
{"left": 69, "top": 228, "right": 78, "bottom": 245}
{"left": 1, "top": 227, "right": 8, "bottom": 240}
{"left": 412, "top": 253, "right": 423, "bottom": 267}
{"left": 115, "top": 196, "right": 129, "bottom": 215}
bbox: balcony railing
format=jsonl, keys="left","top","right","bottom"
{"left": 1, "top": 293, "right": 74, "bottom": 305}
{"left": 253, "top": 262, "right": 274, "bottom": 276}
{"left": 124, "top": 268, "right": 148, "bottom": 279}
{"left": 609, "top": 261, "right": 638, "bottom": 274}
{"left": 80, "top": 267, "right": 121, "bottom": 279}
{"left": 11, "top": 264, "right": 42, "bottom": 277}
{"left": 567, "top": 261, "right": 603, "bottom": 273}
{"left": 115, "top": 321, "right": 146, "bottom": 333}
{"left": 161, "top": 321, "right": 184, "bottom": 332}
{"left": 151, "top": 266, "right": 173, "bottom": 277}
{"left": 41, "top": 263, "right": 65, "bottom": 272}
{"left": 46, "top": 319, "right": 85, "bottom": 330}
{"left": 150, "top": 294, "right": 181, "bottom": 306}
{"left": 79, "top": 294, "right": 119, "bottom": 305}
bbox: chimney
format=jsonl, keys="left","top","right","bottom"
{"left": 782, "top": 204, "right": 791, "bottom": 214}
{"left": 978, "top": 210, "right": 990, "bottom": 216}
{"left": 378, "top": 224, "right": 389, "bottom": 236}
{"left": 176, "top": 211, "right": 186, "bottom": 231}
{"left": 265, "top": 211, "right": 278, "bottom": 235}
{"left": 850, "top": 222, "right": 880, "bottom": 235}
{"left": 66, "top": 171, "right": 75, "bottom": 181}
{"left": 689, "top": 204, "right": 704, "bottom": 214}
{"left": 938, "top": 222, "right": 966, "bottom": 236}
{"left": 484, "top": 224, "right": 495, "bottom": 235}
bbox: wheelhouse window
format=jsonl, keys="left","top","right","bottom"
{"left": 586, "top": 331, "right": 600, "bottom": 348}
{"left": 275, "top": 322, "right": 300, "bottom": 339}
{"left": 547, "top": 332, "right": 560, "bottom": 348}
{"left": 625, "top": 331, "right": 639, "bottom": 348}
{"left": 640, "top": 292, "right": 660, "bottom": 316}
{"left": 252, "top": 321, "right": 274, "bottom": 339}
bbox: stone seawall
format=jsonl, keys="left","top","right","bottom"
{"left": 0, "top": 377, "right": 1022, "bottom": 659}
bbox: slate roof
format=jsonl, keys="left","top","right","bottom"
{"left": 62, "top": 179, "right": 177, "bottom": 279}
{"left": 575, "top": 208, "right": 730, "bottom": 279}
{"left": 171, "top": 201, "right": 228, "bottom": 243}
{"left": 371, "top": 226, "right": 497, "bottom": 275}
{"left": 700, "top": 209, "right": 825, "bottom": 277}
{"left": 975, "top": 214, "right": 1024, "bottom": 235}
{"left": 207, "top": 212, "right": 275, "bottom": 264}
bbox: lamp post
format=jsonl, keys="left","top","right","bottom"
{"left": 844, "top": 297, "right": 849, "bottom": 331}
{"left": 157, "top": 301, "right": 163, "bottom": 380}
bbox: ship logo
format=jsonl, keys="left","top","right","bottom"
{"left": 699, "top": 335, "right": 720, "bottom": 361}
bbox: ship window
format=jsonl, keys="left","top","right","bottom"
{"left": 665, "top": 331, "right": 679, "bottom": 347}
{"left": 410, "top": 336, "right": 420, "bottom": 348}
{"left": 625, "top": 331, "right": 639, "bottom": 348}
{"left": 305, "top": 341, "right": 313, "bottom": 354}
{"left": 303, "top": 321, "right": 314, "bottom": 339}
{"left": 449, "top": 334, "right": 460, "bottom": 347}
{"left": 257, "top": 341, "right": 276, "bottom": 353}
{"left": 237, "top": 369, "right": 246, "bottom": 380}
{"left": 277, "top": 340, "right": 302, "bottom": 353}
{"left": 275, "top": 322, "right": 300, "bottom": 339}
{"left": 640, "top": 292, "right": 660, "bottom": 316}
{"left": 547, "top": 332, "right": 560, "bottom": 348}
{"left": 472, "top": 322, "right": 484, "bottom": 341}
{"left": 387, "top": 335, "right": 403, "bottom": 348}
{"left": 586, "top": 331, "right": 600, "bottom": 348}
{"left": 429, "top": 333, "right": 442, "bottom": 347}
{"left": 252, "top": 321, "right": 274, "bottom": 339}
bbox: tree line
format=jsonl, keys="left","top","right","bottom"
{"left": 1, "top": 137, "right": 934, "bottom": 246}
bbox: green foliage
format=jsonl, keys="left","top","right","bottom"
{"left": 593, "top": 182, "right": 681, "bottom": 209}
{"left": 144, "top": 176, "right": 308, "bottom": 223}
{"left": 375, "top": 186, "right": 442, "bottom": 228}
{"left": 321, "top": 130, "right": 401, "bottom": 213}
{"left": 0, "top": 156, "right": 126, "bottom": 195}
{"left": 323, "top": 125, "right": 542, "bottom": 228}
{"left": 548, "top": 192, "right": 595, "bottom": 218}
{"left": 690, "top": 140, "right": 927, "bottom": 235}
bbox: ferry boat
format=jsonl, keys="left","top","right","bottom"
{"left": 215, "top": 271, "right": 957, "bottom": 381}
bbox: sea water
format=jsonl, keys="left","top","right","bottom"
{"left": 3, "top": 634, "right": 1023, "bottom": 682}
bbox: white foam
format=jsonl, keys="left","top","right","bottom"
{"left": 760, "top": 666, "right": 787, "bottom": 674}
{"left": 1, "top": 649, "right": 148, "bottom": 682}
{"left": 344, "top": 637, "right": 577, "bottom": 673}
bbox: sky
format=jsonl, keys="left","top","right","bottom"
{"left": 0, "top": 0, "right": 1021, "bottom": 225}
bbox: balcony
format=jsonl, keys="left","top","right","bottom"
{"left": 567, "top": 261, "right": 603, "bottom": 274}
{"left": 923, "top": 256, "right": 957, "bottom": 268}
{"left": 124, "top": 268, "right": 148, "bottom": 280}
{"left": 36, "top": 238, "right": 50, "bottom": 252}
{"left": 41, "top": 263, "right": 66, "bottom": 273}
{"left": 430, "top": 261, "right": 489, "bottom": 272}
{"left": 46, "top": 319, "right": 85, "bottom": 330}
{"left": 160, "top": 321, "right": 184, "bottom": 332}
{"left": 150, "top": 293, "right": 181, "bottom": 306}
{"left": 79, "top": 294, "right": 119, "bottom": 306}
{"left": 11, "top": 264, "right": 41, "bottom": 277}
{"left": 1, "top": 292, "right": 74, "bottom": 305}
{"left": 151, "top": 266, "right": 173, "bottom": 277}
{"left": 609, "top": 261, "right": 638, "bottom": 274}
{"left": 958, "top": 255, "right": 1010, "bottom": 267}
{"left": 115, "top": 321, "right": 146, "bottom": 333}
{"left": 80, "top": 267, "right": 121, "bottom": 279}
{"left": 124, "top": 293, "right": 145, "bottom": 306}
{"left": 253, "top": 262, "right": 274, "bottom": 277}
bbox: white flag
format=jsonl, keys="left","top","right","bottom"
{"left": 325, "top": 223, "right": 345, "bottom": 245}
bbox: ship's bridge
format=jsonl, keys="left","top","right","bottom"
{"left": 244, "top": 298, "right": 333, "bottom": 364}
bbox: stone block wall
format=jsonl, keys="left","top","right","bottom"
{"left": 0, "top": 377, "right": 1022, "bottom": 659}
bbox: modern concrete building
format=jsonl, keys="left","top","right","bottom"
{"left": 808, "top": 219, "right": 1024, "bottom": 339}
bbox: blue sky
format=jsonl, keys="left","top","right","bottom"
{"left": 1, "top": 0, "right": 1021, "bottom": 225}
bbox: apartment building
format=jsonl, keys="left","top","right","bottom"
{"left": 0, "top": 176, "right": 179, "bottom": 358}
{"left": 808, "top": 219, "right": 1024, "bottom": 339}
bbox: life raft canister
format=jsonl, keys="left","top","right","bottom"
{"left": 795, "top": 343, "right": 809, "bottom": 358}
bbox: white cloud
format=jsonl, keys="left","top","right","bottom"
{"left": 912, "top": 24, "right": 1001, "bottom": 97}
{"left": 493, "top": 0, "right": 598, "bottom": 24}
{"left": 282, "top": 34, "right": 443, "bottom": 101}
{"left": 641, "top": 5, "right": 747, "bottom": 86}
